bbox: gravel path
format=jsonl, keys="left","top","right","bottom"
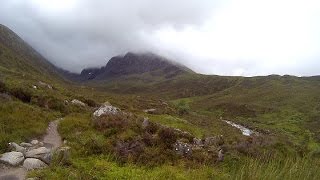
{"left": 0, "top": 118, "right": 63, "bottom": 180}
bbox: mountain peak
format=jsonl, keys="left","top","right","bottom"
{"left": 79, "top": 52, "right": 193, "bottom": 81}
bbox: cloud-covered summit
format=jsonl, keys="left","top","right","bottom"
{"left": 0, "top": 0, "right": 319, "bottom": 76}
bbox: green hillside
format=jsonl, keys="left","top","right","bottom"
{"left": 1, "top": 24, "right": 320, "bottom": 179}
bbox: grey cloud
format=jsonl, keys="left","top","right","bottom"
{"left": 0, "top": 0, "right": 216, "bottom": 72}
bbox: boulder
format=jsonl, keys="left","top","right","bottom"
{"left": 20, "top": 142, "right": 33, "bottom": 148}
{"left": 8, "top": 142, "right": 26, "bottom": 154}
{"left": 25, "top": 147, "right": 51, "bottom": 164}
{"left": 0, "top": 152, "right": 24, "bottom": 166}
{"left": 93, "top": 104, "right": 120, "bottom": 117}
{"left": 71, "top": 99, "right": 86, "bottom": 106}
{"left": 23, "top": 158, "right": 47, "bottom": 170}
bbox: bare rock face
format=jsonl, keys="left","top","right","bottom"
{"left": 0, "top": 152, "right": 24, "bottom": 166}
{"left": 93, "top": 103, "right": 120, "bottom": 117}
{"left": 23, "top": 158, "right": 47, "bottom": 170}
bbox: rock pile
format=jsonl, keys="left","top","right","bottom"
{"left": 0, "top": 140, "right": 51, "bottom": 170}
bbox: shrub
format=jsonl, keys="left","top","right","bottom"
{"left": 157, "top": 127, "right": 178, "bottom": 148}
{"left": 0, "top": 81, "right": 6, "bottom": 93}
{"left": 176, "top": 100, "right": 190, "bottom": 115}
{"left": 10, "top": 87, "right": 32, "bottom": 103}
{"left": 83, "top": 98, "right": 98, "bottom": 107}
{"left": 93, "top": 113, "right": 129, "bottom": 131}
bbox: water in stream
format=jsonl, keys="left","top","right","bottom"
{"left": 224, "top": 120, "right": 254, "bottom": 136}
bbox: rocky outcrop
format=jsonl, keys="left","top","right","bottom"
{"left": 0, "top": 152, "right": 24, "bottom": 166}
{"left": 79, "top": 52, "right": 193, "bottom": 81}
{"left": 93, "top": 102, "right": 120, "bottom": 117}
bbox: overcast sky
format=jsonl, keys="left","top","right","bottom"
{"left": 0, "top": 0, "right": 319, "bottom": 76}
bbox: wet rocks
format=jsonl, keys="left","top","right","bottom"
{"left": 0, "top": 152, "right": 24, "bottom": 166}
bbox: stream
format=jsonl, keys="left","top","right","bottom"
{"left": 223, "top": 120, "right": 254, "bottom": 136}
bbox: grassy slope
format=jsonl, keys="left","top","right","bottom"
{"left": 1, "top": 23, "right": 320, "bottom": 178}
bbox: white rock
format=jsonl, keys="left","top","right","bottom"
{"left": 143, "top": 108, "right": 156, "bottom": 114}
{"left": 23, "top": 158, "right": 47, "bottom": 170}
{"left": 31, "top": 140, "right": 39, "bottom": 145}
{"left": 71, "top": 99, "right": 86, "bottom": 106}
{"left": 0, "top": 152, "right": 24, "bottom": 166}
{"left": 93, "top": 104, "right": 120, "bottom": 117}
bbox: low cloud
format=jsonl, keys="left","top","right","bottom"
{"left": 0, "top": 0, "right": 319, "bottom": 76}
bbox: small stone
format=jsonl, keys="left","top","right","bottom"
{"left": 143, "top": 109, "right": 156, "bottom": 114}
{"left": 31, "top": 140, "right": 39, "bottom": 145}
{"left": 142, "top": 118, "right": 149, "bottom": 129}
{"left": 0, "top": 152, "right": 24, "bottom": 166}
{"left": 23, "top": 158, "right": 47, "bottom": 170}
{"left": 217, "top": 149, "right": 224, "bottom": 162}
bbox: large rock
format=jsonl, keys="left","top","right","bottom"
{"left": 71, "top": 99, "right": 86, "bottom": 106}
{"left": 23, "top": 158, "right": 47, "bottom": 170}
{"left": 93, "top": 103, "right": 120, "bottom": 117}
{"left": 0, "top": 152, "right": 24, "bottom": 166}
{"left": 25, "top": 147, "right": 51, "bottom": 164}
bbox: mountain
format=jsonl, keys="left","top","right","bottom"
{"left": 78, "top": 52, "right": 193, "bottom": 81}
{"left": 0, "top": 24, "right": 60, "bottom": 79}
